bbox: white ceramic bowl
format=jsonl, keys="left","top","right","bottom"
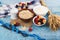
{"left": 33, "top": 5, "right": 49, "bottom": 16}
{"left": 33, "top": 16, "right": 46, "bottom": 26}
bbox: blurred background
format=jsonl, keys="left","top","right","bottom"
{"left": 0, "top": 0, "right": 60, "bottom": 40}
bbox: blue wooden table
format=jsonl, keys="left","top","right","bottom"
{"left": 0, "top": 0, "right": 60, "bottom": 40}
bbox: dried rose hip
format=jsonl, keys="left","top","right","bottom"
{"left": 14, "top": 22, "right": 20, "bottom": 26}
{"left": 29, "top": 27, "right": 32, "bottom": 32}
{"left": 34, "top": 18, "right": 38, "bottom": 24}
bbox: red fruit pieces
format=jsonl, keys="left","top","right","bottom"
{"left": 34, "top": 18, "right": 38, "bottom": 24}
{"left": 29, "top": 27, "right": 33, "bottom": 32}
{"left": 14, "top": 22, "right": 20, "bottom": 26}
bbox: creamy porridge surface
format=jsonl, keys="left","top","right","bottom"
{"left": 19, "top": 10, "right": 34, "bottom": 19}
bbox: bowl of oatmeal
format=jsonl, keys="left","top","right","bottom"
{"left": 17, "top": 9, "right": 35, "bottom": 21}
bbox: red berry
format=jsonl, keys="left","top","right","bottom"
{"left": 34, "top": 18, "right": 38, "bottom": 24}
{"left": 14, "top": 22, "right": 20, "bottom": 26}
{"left": 29, "top": 27, "right": 32, "bottom": 32}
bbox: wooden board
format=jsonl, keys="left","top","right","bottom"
{"left": 10, "top": 18, "right": 33, "bottom": 27}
